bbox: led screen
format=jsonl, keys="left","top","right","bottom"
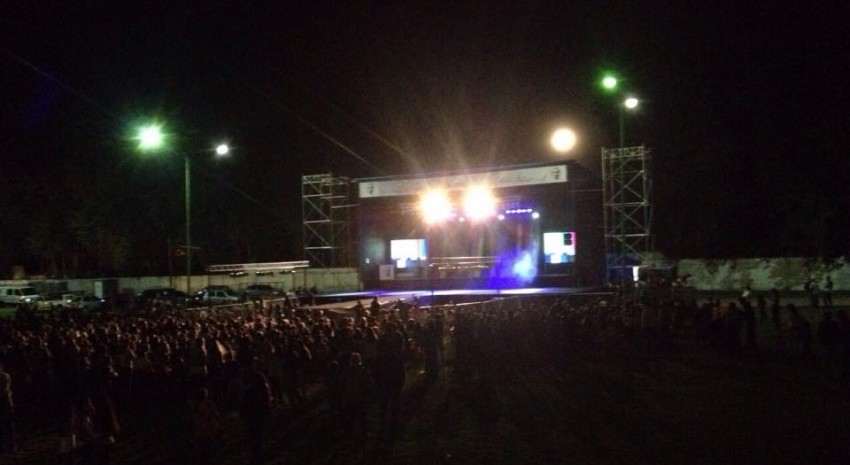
{"left": 390, "top": 239, "right": 427, "bottom": 268}
{"left": 543, "top": 232, "right": 576, "bottom": 264}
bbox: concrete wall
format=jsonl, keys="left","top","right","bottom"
{"left": 677, "top": 257, "right": 849, "bottom": 292}
{"left": 51, "top": 267, "right": 361, "bottom": 297}
{"left": 21, "top": 259, "right": 850, "bottom": 296}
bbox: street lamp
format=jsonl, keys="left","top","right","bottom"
{"left": 598, "top": 74, "right": 640, "bottom": 147}
{"left": 601, "top": 75, "right": 618, "bottom": 92}
{"left": 619, "top": 96, "right": 640, "bottom": 147}
{"left": 134, "top": 123, "right": 230, "bottom": 295}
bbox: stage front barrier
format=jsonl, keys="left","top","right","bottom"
{"left": 427, "top": 256, "right": 500, "bottom": 279}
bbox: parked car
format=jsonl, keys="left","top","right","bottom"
{"left": 0, "top": 285, "right": 42, "bottom": 306}
{"left": 242, "top": 284, "right": 282, "bottom": 300}
{"left": 66, "top": 293, "right": 106, "bottom": 311}
{"left": 135, "top": 287, "right": 190, "bottom": 306}
{"left": 192, "top": 285, "right": 236, "bottom": 298}
{"left": 194, "top": 288, "right": 242, "bottom": 305}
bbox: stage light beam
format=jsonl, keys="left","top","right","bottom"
{"left": 419, "top": 188, "right": 452, "bottom": 224}
{"left": 463, "top": 185, "right": 496, "bottom": 221}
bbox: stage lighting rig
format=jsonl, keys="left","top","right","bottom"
{"left": 419, "top": 188, "right": 453, "bottom": 224}
{"left": 463, "top": 185, "right": 497, "bottom": 221}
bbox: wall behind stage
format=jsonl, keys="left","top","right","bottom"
{"left": 677, "top": 257, "right": 850, "bottom": 291}
{"left": 31, "top": 268, "right": 361, "bottom": 298}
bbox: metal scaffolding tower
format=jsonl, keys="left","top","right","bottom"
{"left": 301, "top": 174, "right": 355, "bottom": 268}
{"left": 601, "top": 146, "right": 653, "bottom": 282}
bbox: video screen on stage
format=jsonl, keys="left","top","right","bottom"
{"left": 543, "top": 232, "right": 576, "bottom": 264}
{"left": 390, "top": 239, "right": 427, "bottom": 269}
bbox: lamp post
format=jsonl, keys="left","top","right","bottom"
{"left": 600, "top": 74, "right": 640, "bottom": 147}
{"left": 135, "top": 123, "right": 230, "bottom": 295}
{"left": 619, "top": 96, "right": 640, "bottom": 147}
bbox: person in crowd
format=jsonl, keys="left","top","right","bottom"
{"left": 375, "top": 323, "right": 406, "bottom": 433}
{"left": 788, "top": 305, "right": 812, "bottom": 357}
{"left": 0, "top": 363, "right": 15, "bottom": 456}
{"left": 339, "top": 352, "right": 373, "bottom": 439}
{"left": 818, "top": 311, "right": 841, "bottom": 364}
{"left": 804, "top": 278, "right": 819, "bottom": 308}
{"left": 240, "top": 368, "right": 272, "bottom": 465}
{"left": 191, "top": 387, "right": 220, "bottom": 465}
{"left": 822, "top": 276, "right": 834, "bottom": 308}
{"left": 742, "top": 300, "right": 758, "bottom": 351}
{"left": 369, "top": 296, "right": 381, "bottom": 318}
{"left": 756, "top": 292, "right": 767, "bottom": 325}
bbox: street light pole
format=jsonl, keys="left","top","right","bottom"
{"left": 135, "top": 123, "right": 229, "bottom": 296}
{"left": 620, "top": 97, "right": 639, "bottom": 147}
{"left": 185, "top": 154, "right": 192, "bottom": 295}
{"left": 618, "top": 106, "right": 625, "bottom": 148}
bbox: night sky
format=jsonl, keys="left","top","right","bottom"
{"left": 2, "top": 2, "right": 849, "bottom": 276}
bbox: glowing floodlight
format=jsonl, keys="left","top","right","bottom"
{"left": 532, "top": 211, "right": 540, "bottom": 219}
{"left": 137, "top": 124, "right": 165, "bottom": 151}
{"left": 463, "top": 185, "right": 496, "bottom": 221}
{"left": 624, "top": 97, "right": 639, "bottom": 110}
{"left": 419, "top": 188, "right": 452, "bottom": 224}
{"left": 215, "top": 143, "right": 230, "bottom": 156}
{"left": 550, "top": 128, "right": 577, "bottom": 153}
{"left": 602, "top": 75, "right": 618, "bottom": 91}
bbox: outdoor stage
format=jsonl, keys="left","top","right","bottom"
{"left": 310, "top": 286, "right": 610, "bottom": 315}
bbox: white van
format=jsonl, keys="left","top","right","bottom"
{"left": 0, "top": 285, "right": 42, "bottom": 306}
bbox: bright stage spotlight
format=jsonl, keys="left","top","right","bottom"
{"left": 463, "top": 185, "right": 496, "bottom": 221}
{"left": 419, "top": 188, "right": 452, "bottom": 224}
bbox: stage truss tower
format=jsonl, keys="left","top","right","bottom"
{"left": 301, "top": 174, "right": 355, "bottom": 268}
{"left": 601, "top": 146, "right": 653, "bottom": 282}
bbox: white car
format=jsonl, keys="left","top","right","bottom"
{"left": 197, "top": 289, "right": 242, "bottom": 305}
{"left": 66, "top": 294, "right": 106, "bottom": 311}
{"left": 0, "top": 285, "right": 42, "bottom": 306}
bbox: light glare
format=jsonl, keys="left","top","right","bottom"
{"left": 550, "top": 128, "right": 577, "bottom": 153}
{"left": 215, "top": 144, "right": 230, "bottom": 156}
{"left": 419, "top": 189, "right": 452, "bottom": 224}
{"left": 137, "top": 125, "right": 164, "bottom": 151}
{"left": 602, "top": 76, "right": 618, "bottom": 90}
{"left": 463, "top": 185, "right": 496, "bottom": 221}
{"left": 624, "top": 97, "right": 639, "bottom": 110}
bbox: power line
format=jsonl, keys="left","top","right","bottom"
{"left": 3, "top": 48, "right": 118, "bottom": 119}
{"left": 297, "top": 83, "right": 408, "bottom": 159}
{"left": 4, "top": 47, "right": 289, "bottom": 215}
{"left": 219, "top": 71, "right": 388, "bottom": 176}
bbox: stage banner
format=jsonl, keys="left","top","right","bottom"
{"left": 378, "top": 264, "right": 395, "bottom": 281}
{"left": 358, "top": 164, "right": 567, "bottom": 198}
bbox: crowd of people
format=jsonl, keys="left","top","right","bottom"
{"left": 0, "top": 295, "right": 442, "bottom": 464}
{"left": 0, "top": 285, "right": 848, "bottom": 464}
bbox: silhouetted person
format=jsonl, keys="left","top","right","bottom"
{"left": 743, "top": 302, "right": 757, "bottom": 350}
{"left": 240, "top": 368, "right": 272, "bottom": 465}
{"left": 191, "top": 387, "right": 220, "bottom": 465}
{"left": 756, "top": 293, "right": 767, "bottom": 324}
{"left": 353, "top": 300, "right": 364, "bottom": 322}
{"left": 376, "top": 323, "right": 406, "bottom": 433}
{"left": 789, "top": 305, "right": 812, "bottom": 357}
{"left": 771, "top": 296, "right": 783, "bottom": 338}
{"left": 726, "top": 302, "right": 743, "bottom": 355}
{"left": 369, "top": 296, "right": 381, "bottom": 318}
{"left": 822, "top": 276, "right": 834, "bottom": 308}
{"left": 339, "top": 352, "right": 373, "bottom": 439}
{"left": 818, "top": 311, "right": 841, "bottom": 361}
{"left": 805, "top": 278, "right": 819, "bottom": 308}
{"left": 0, "top": 364, "right": 15, "bottom": 456}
